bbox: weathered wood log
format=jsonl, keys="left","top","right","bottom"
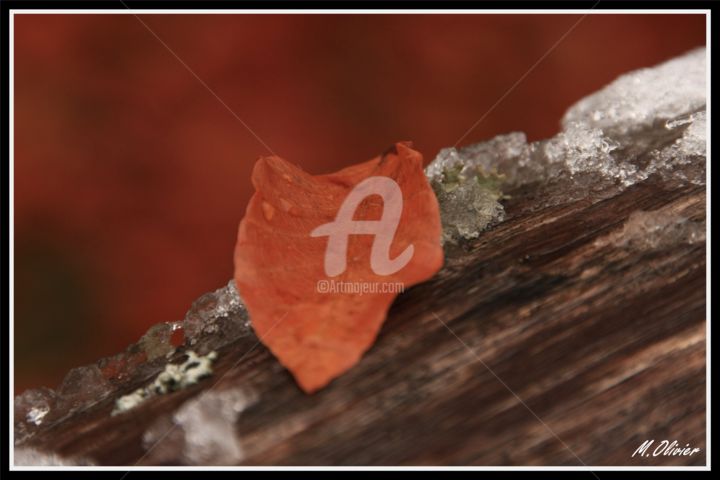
{"left": 15, "top": 177, "right": 706, "bottom": 466}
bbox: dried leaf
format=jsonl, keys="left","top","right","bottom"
{"left": 234, "top": 142, "right": 443, "bottom": 393}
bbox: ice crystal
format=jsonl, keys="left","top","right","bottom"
{"left": 14, "top": 278, "right": 249, "bottom": 447}
{"left": 562, "top": 47, "right": 706, "bottom": 134}
{"left": 426, "top": 47, "right": 707, "bottom": 240}
{"left": 183, "top": 279, "right": 251, "bottom": 351}
{"left": 14, "top": 387, "right": 57, "bottom": 444}
{"left": 57, "top": 365, "right": 113, "bottom": 411}
{"left": 429, "top": 162, "right": 506, "bottom": 243}
{"left": 426, "top": 134, "right": 523, "bottom": 243}
{"left": 649, "top": 110, "right": 707, "bottom": 185}
{"left": 15, "top": 388, "right": 55, "bottom": 426}
{"left": 139, "top": 321, "right": 183, "bottom": 361}
{"left": 542, "top": 122, "right": 637, "bottom": 185}
{"left": 426, "top": 133, "right": 528, "bottom": 183}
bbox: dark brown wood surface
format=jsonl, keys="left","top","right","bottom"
{"left": 17, "top": 176, "right": 707, "bottom": 467}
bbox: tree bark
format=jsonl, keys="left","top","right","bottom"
{"left": 16, "top": 177, "right": 706, "bottom": 466}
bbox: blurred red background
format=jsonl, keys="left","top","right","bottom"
{"left": 13, "top": 13, "right": 705, "bottom": 392}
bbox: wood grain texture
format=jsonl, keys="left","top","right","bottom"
{"left": 18, "top": 180, "right": 706, "bottom": 467}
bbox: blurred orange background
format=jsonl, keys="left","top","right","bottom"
{"left": 13, "top": 13, "right": 705, "bottom": 392}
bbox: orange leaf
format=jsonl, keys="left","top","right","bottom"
{"left": 233, "top": 142, "right": 444, "bottom": 393}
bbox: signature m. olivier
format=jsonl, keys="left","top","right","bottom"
{"left": 632, "top": 439, "right": 701, "bottom": 458}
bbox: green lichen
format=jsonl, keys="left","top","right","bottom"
{"left": 475, "top": 167, "right": 509, "bottom": 201}
{"left": 431, "top": 165, "right": 508, "bottom": 244}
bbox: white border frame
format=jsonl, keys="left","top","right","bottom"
{"left": 7, "top": 8, "right": 711, "bottom": 472}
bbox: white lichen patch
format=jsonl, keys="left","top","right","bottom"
{"left": 174, "top": 387, "right": 258, "bottom": 465}
{"left": 141, "top": 386, "right": 258, "bottom": 465}
{"left": 112, "top": 351, "right": 218, "bottom": 416}
{"left": 113, "top": 388, "right": 148, "bottom": 415}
